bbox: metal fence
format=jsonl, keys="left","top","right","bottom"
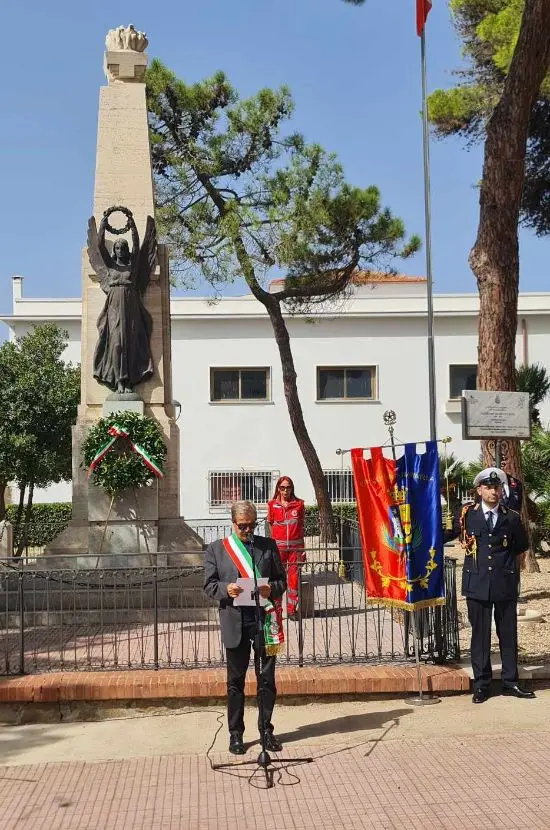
{"left": 0, "top": 523, "right": 460, "bottom": 676}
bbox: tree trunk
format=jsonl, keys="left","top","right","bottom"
{"left": 227, "top": 227, "right": 337, "bottom": 542}
{"left": 265, "top": 299, "right": 337, "bottom": 542}
{"left": 13, "top": 484, "right": 26, "bottom": 542}
{"left": 470, "top": 0, "right": 550, "bottom": 574}
{"left": 0, "top": 482, "right": 6, "bottom": 522}
{"left": 14, "top": 482, "right": 33, "bottom": 559}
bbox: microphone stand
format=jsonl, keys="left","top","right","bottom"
{"left": 251, "top": 535, "right": 271, "bottom": 773}
{"left": 212, "top": 534, "right": 313, "bottom": 789}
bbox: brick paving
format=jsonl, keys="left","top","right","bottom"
{"left": 0, "top": 729, "right": 549, "bottom": 828}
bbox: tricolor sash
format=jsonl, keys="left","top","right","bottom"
{"left": 88, "top": 422, "right": 164, "bottom": 478}
{"left": 222, "top": 534, "right": 284, "bottom": 656}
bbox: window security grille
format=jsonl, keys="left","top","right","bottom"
{"left": 323, "top": 469, "right": 355, "bottom": 503}
{"left": 209, "top": 470, "right": 279, "bottom": 507}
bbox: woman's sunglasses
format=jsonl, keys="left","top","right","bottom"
{"left": 235, "top": 522, "right": 258, "bottom": 531}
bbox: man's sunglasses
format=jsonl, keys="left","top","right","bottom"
{"left": 235, "top": 522, "right": 258, "bottom": 531}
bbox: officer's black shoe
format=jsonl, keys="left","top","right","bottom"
{"left": 229, "top": 733, "right": 246, "bottom": 755}
{"left": 502, "top": 684, "right": 536, "bottom": 699}
{"left": 263, "top": 732, "right": 283, "bottom": 752}
{"left": 472, "top": 688, "right": 489, "bottom": 704}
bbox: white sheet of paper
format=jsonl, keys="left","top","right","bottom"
{"left": 233, "top": 577, "right": 269, "bottom": 607}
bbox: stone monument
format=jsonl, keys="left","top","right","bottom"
{"left": 47, "top": 26, "right": 203, "bottom": 564}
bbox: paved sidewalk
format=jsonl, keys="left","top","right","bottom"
{"left": 1, "top": 694, "right": 549, "bottom": 829}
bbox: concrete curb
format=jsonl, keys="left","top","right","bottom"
{"left": 459, "top": 659, "right": 550, "bottom": 681}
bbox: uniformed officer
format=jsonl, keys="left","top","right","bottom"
{"left": 460, "top": 467, "right": 535, "bottom": 704}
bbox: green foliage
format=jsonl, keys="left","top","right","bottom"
{"left": 146, "top": 61, "right": 419, "bottom": 299}
{"left": 304, "top": 503, "right": 357, "bottom": 534}
{"left": 515, "top": 362, "right": 550, "bottom": 425}
{"left": 0, "top": 324, "right": 80, "bottom": 491}
{"left": 439, "top": 452, "right": 469, "bottom": 508}
{"left": 427, "top": 0, "right": 550, "bottom": 234}
{"left": 82, "top": 412, "right": 167, "bottom": 496}
{"left": 5, "top": 503, "right": 72, "bottom": 547}
{"left": 521, "top": 428, "right": 550, "bottom": 552}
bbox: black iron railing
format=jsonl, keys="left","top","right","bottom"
{"left": 0, "top": 522, "right": 459, "bottom": 675}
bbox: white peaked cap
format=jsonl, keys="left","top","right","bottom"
{"left": 473, "top": 467, "right": 507, "bottom": 487}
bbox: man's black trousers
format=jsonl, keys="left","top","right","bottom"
{"left": 466, "top": 597, "right": 518, "bottom": 692}
{"left": 226, "top": 616, "right": 277, "bottom": 736}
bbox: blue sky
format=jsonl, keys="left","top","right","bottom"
{"left": 1, "top": 0, "right": 548, "bottom": 309}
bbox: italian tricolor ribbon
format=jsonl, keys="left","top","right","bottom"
{"left": 88, "top": 422, "right": 164, "bottom": 478}
{"left": 222, "top": 533, "right": 284, "bottom": 656}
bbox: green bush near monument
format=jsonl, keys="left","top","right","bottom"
{"left": 5, "top": 503, "right": 72, "bottom": 547}
{"left": 304, "top": 504, "right": 357, "bottom": 535}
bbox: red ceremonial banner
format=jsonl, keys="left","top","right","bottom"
{"left": 351, "top": 447, "right": 408, "bottom": 607}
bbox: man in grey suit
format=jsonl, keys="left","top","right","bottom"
{"left": 203, "top": 500, "right": 287, "bottom": 755}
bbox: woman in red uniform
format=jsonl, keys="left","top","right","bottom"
{"left": 267, "top": 476, "right": 305, "bottom": 619}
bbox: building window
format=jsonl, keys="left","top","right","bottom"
{"left": 209, "top": 470, "right": 279, "bottom": 507}
{"left": 317, "top": 366, "right": 376, "bottom": 401}
{"left": 210, "top": 368, "right": 270, "bottom": 402}
{"left": 323, "top": 470, "right": 355, "bottom": 503}
{"left": 449, "top": 364, "right": 477, "bottom": 399}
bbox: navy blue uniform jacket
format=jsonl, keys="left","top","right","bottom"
{"left": 461, "top": 504, "right": 528, "bottom": 602}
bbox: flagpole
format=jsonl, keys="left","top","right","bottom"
{"left": 420, "top": 27, "right": 437, "bottom": 443}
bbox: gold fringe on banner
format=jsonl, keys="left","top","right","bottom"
{"left": 365, "top": 596, "right": 446, "bottom": 612}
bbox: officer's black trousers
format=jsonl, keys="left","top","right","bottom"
{"left": 226, "top": 617, "right": 277, "bottom": 736}
{"left": 467, "top": 598, "right": 518, "bottom": 692}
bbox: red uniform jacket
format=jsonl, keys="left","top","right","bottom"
{"left": 267, "top": 498, "right": 305, "bottom": 551}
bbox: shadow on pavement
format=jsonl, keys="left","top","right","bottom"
{"left": 275, "top": 706, "right": 412, "bottom": 744}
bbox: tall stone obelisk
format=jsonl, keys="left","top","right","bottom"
{"left": 48, "top": 26, "right": 202, "bottom": 562}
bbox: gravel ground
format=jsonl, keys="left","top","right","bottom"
{"left": 449, "top": 543, "right": 550, "bottom": 663}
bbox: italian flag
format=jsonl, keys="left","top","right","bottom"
{"left": 416, "top": 0, "right": 432, "bottom": 36}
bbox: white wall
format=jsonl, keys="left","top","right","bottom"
{"left": 5, "top": 287, "right": 550, "bottom": 517}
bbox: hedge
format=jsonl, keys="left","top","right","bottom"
{"left": 5, "top": 503, "right": 72, "bottom": 547}
{"left": 3, "top": 502, "right": 356, "bottom": 546}
{"left": 304, "top": 503, "right": 357, "bottom": 535}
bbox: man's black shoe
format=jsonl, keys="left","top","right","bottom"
{"left": 502, "top": 684, "right": 536, "bottom": 699}
{"left": 472, "top": 689, "right": 488, "bottom": 704}
{"left": 263, "top": 732, "right": 283, "bottom": 752}
{"left": 229, "top": 733, "right": 245, "bottom": 755}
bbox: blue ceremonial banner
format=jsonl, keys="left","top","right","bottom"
{"left": 395, "top": 441, "right": 445, "bottom": 608}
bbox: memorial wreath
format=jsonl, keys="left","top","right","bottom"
{"left": 82, "top": 411, "right": 166, "bottom": 496}
{"left": 103, "top": 205, "right": 133, "bottom": 235}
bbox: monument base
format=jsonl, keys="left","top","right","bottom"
{"left": 44, "top": 516, "right": 205, "bottom": 568}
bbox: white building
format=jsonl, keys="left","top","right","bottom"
{"left": 3, "top": 273, "right": 550, "bottom": 519}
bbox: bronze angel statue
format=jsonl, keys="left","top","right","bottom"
{"left": 87, "top": 206, "right": 156, "bottom": 394}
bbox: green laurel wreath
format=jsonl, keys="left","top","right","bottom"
{"left": 82, "top": 411, "right": 166, "bottom": 496}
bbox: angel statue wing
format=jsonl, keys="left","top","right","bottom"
{"left": 87, "top": 216, "right": 111, "bottom": 283}
{"left": 135, "top": 216, "right": 157, "bottom": 295}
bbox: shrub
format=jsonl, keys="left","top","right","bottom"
{"left": 304, "top": 503, "right": 357, "bottom": 536}
{"left": 5, "top": 503, "right": 72, "bottom": 546}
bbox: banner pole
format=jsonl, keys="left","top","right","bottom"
{"left": 420, "top": 26, "right": 437, "bottom": 443}
{"left": 405, "top": 607, "right": 440, "bottom": 706}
